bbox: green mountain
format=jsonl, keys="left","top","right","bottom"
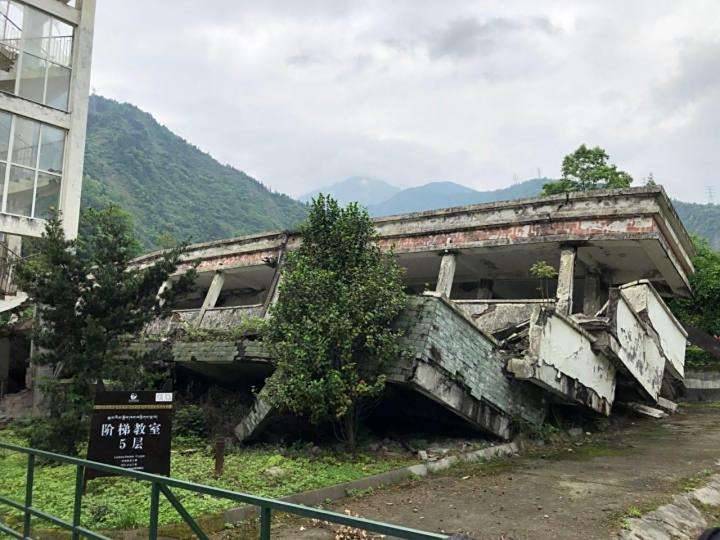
{"left": 81, "top": 95, "right": 308, "bottom": 249}
{"left": 81, "top": 95, "right": 719, "bottom": 252}
{"left": 673, "top": 201, "right": 720, "bottom": 250}
{"left": 368, "top": 178, "right": 548, "bottom": 216}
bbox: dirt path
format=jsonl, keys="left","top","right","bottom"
{"left": 270, "top": 405, "right": 720, "bottom": 539}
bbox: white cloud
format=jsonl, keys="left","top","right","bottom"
{"left": 90, "top": 0, "right": 720, "bottom": 201}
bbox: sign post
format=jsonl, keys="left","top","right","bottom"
{"left": 86, "top": 391, "right": 173, "bottom": 480}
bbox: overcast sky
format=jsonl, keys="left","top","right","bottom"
{"left": 91, "top": 1, "right": 720, "bottom": 202}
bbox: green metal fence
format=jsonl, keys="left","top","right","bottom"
{"left": 0, "top": 441, "right": 447, "bottom": 540}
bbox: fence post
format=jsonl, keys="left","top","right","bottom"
{"left": 149, "top": 482, "right": 160, "bottom": 540}
{"left": 260, "top": 506, "right": 271, "bottom": 540}
{"left": 23, "top": 453, "right": 35, "bottom": 538}
{"left": 72, "top": 465, "right": 84, "bottom": 540}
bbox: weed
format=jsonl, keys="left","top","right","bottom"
{"left": 627, "top": 506, "right": 643, "bottom": 518}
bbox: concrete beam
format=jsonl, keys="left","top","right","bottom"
{"left": 435, "top": 251, "right": 457, "bottom": 298}
{"left": 27, "top": 0, "right": 81, "bottom": 25}
{"left": 0, "top": 93, "right": 70, "bottom": 130}
{"left": 556, "top": 246, "right": 576, "bottom": 315}
{"left": 195, "top": 271, "right": 225, "bottom": 327}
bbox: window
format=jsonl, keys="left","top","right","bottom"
{"left": 0, "top": 111, "right": 64, "bottom": 219}
{"left": 0, "top": 1, "right": 73, "bottom": 110}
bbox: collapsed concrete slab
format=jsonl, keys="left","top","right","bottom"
{"left": 507, "top": 307, "right": 616, "bottom": 415}
{"left": 128, "top": 186, "right": 695, "bottom": 441}
{"left": 234, "top": 294, "right": 546, "bottom": 442}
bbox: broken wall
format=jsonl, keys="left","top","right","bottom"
{"left": 389, "top": 294, "right": 546, "bottom": 439}
{"left": 508, "top": 307, "right": 616, "bottom": 415}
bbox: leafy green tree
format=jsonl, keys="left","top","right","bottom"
{"left": 542, "top": 144, "right": 633, "bottom": 196}
{"left": 15, "top": 206, "right": 195, "bottom": 454}
{"left": 264, "top": 195, "right": 406, "bottom": 451}
{"left": 669, "top": 236, "right": 720, "bottom": 338}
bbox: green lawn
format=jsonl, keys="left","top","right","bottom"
{"left": 0, "top": 427, "right": 413, "bottom": 533}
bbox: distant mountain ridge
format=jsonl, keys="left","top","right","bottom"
{"left": 80, "top": 95, "right": 718, "bottom": 252}
{"left": 82, "top": 95, "right": 308, "bottom": 249}
{"left": 368, "top": 178, "right": 548, "bottom": 216}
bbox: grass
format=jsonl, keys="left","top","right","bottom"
{"left": 678, "top": 468, "right": 715, "bottom": 492}
{"left": 0, "top": 427, "right": 414, "bottom": 533}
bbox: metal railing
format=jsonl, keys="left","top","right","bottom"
{"left": 0, "top": 441, "right": 447, "bottom": 540}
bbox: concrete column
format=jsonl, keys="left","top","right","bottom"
{"left": 476, "top": 278, "right": 493, "bottom": 299}
{"left": 195, "top": 271, "right": 225, "bottom": 327}
{"left": 263, "top": 273, "right": 283, "bottom": 319}
{"left": 435, "top": 251, "right": 458, "bottom": 298}
{"left": 59, "top": 0, "right": 96, "bottom": 239}
{"left": 583, "top": 271, "right": 603, "bottom": 316}
{"left": 555, "top": 246, "right": 577, "bottom": 316}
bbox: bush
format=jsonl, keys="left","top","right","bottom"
{"left": 173, "top": 404, "right": 207, "bottom": 439}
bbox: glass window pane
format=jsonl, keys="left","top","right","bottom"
{"left": 4, "top": 3, "right": 23, "bottom": 50}
{"left": 33, "top": 171, "right": 59, "bottom": 219}
{"left": 21, "top": 6, "right": 51, "bottom": 59}
{"left": 17, "top": 52, "right": 45, "bottom": 103}
{"left": 45, "top": 62, "right": 69, "bottom": 109}
{"left": 6, "top": 164, "right": 34, "bottom": 216}
{"left": 11, "top": 116, "right": 39, "bottom": 168}
{"left": 0, "top": 46, "right": 18, "bottom": 95}
{"left": 49, "top": 20, "right": 72, "bottom": 66}
{"left": 39, "top": 124, "right": 64, "bottom": 173}
{"left": 0, "top": 111, "right": 10, "bottom": 159}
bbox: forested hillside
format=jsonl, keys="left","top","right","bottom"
{"left": 673, "top": 201, "right": 720, "bottom": 250}
{"left": 81, "top": 95, "right": 308, "bottom": 249}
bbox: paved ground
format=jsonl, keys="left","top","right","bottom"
{"left": 267, "top": 404, "right": 720, "bottom": 540}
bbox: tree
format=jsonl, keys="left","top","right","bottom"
{"left": 669, "top": 236, "right": 720, "bottom": 338}
{"left": 263, "top": 195, "right": 406, "bottom": 451}
{"left": 529, "top": 260, "right": 558, "bottom": 300}
{"left": 15, "top": 206, "right": 195, "bottom": 454}
{"left": 542, "top": 144, "right": 633, "bottom": 196}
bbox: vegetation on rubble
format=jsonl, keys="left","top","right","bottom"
{"left": 264, "top": 195, "right": 407, "bottom": 451}
{"left": 541, "top": 144, "right": 633, "bottom": 196}
{"left": 13, "top": 206, "right": 196, "bottom": 455}
{"left": 178, "top": 316, "right": 268, "bottom": 343}
{"left": 0, "top": 424, "right": 412, "bottom": 532}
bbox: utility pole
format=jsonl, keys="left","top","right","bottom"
{"left": 707, "top": 186, "right": 716, "bottom": 205}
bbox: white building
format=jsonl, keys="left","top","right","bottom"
{"left": 0, "top": 0, "right": 94, "bottom": 401}
{"left": 0, "top": 0, "right": 95, "bottom": 245}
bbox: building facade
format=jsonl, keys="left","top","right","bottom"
{"left": 0, "top": 0, "right": 95, "bottom": 243}
{"left": 0, "top": 0, "right": 94, "bottom": 401}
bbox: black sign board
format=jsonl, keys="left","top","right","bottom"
{"left": 86, "top": 391, "right": 173, "bottom": 480}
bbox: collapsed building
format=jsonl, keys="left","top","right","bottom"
{"left": 132, "top": 186, "right": 693, "bottom": 441}
{"left": 2, "top": 186, "right": 692, "bottom": 437}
